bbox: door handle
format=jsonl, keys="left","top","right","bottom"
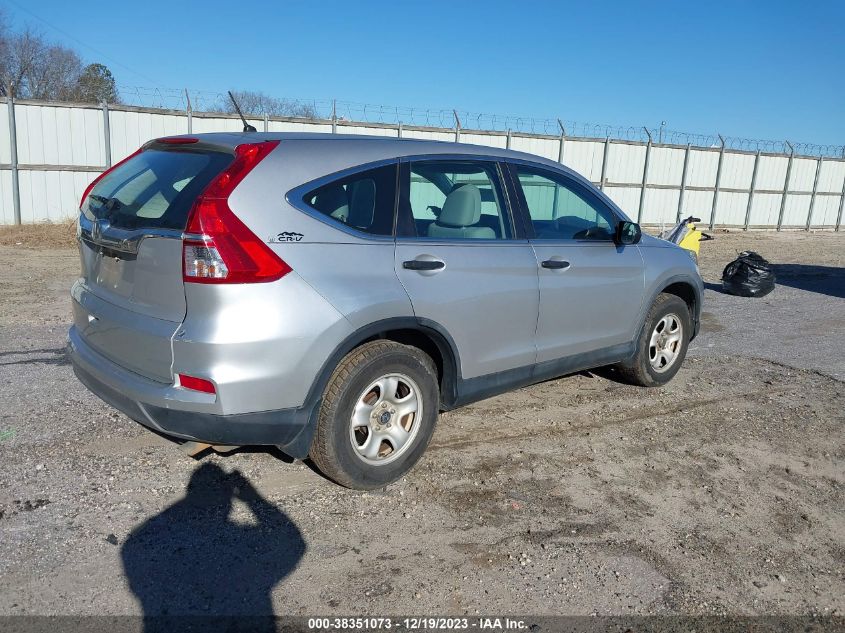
{"left": 541, "top": 259, "right": 571, "bottom": 270}
{"left": 403, "top": 259, "right": 445, "bottom": 271}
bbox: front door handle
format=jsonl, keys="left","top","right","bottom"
{"left": 403, "top": 259, "right": 445, "bottom": 271}
{"left": 541, "top": 259, "right": 571, "bottom": 270}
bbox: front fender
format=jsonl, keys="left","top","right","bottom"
{"left": 635, "top": 245, "right": 704, "bottom": 349}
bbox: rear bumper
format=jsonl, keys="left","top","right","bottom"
{"left": 68, "top": 326, "right": 319, "bottom": 456}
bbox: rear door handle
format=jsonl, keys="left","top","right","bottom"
{"left": 403, "top": 259, "right": 445, "bottom": 271}
{"left": 541, "top": 259, "right": 571, "bottom": 270}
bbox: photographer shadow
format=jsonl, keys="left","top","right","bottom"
{"left": 121, "top": 463, "right": 305, "bottom": 632}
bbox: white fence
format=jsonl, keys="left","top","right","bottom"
{"left": 2, "top": 97, "right": 844, "bottom": 230}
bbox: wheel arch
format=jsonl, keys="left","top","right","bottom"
{"left": 661, "top": 280, "right": 700, "bottom": 329}
{"left": 633, "top": 274, "right": 703, "bottom": 353}
{"left": 305, "top": 317, "right": 462, "bottom": 414}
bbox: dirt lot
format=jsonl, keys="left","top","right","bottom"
{"left": 0, "top": 229, "right": 843, "bottom": 622}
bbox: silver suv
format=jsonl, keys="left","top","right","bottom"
{"left": 69, "top": 133, "right": 703, "bottom": 489}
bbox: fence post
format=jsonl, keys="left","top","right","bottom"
{"left": 7, "top": 96, "right": 21, "bottom": 225}
{"left": 557, "top": 119, "right": 566, "bottom": 164}
{"left": 101, "top": 101, "right": 112, "bottom": 169}
{"left": 263, "top": 112, "right": 269, "bottom": 133}
{"left": 506, "top": 128, "right": 511, "bottom": 149}
{"left": 637, "top": 127, "right": 653, "bottom": 223}
{"left": 744, "top": 150, "right": 760, "bottom": 230}
{"left": 805, "top": 157, "right": 822, "bottom": 231}
{"left": 836, "top": 174, "right": 845, "bottom": 232}
{"left": 331, "top": 99, "right": 337, "bottom": 134}
{"left": 184, "top": 89, "right": 192, "bottom": 134}
{"left": 397, "top": 122, "right": 403, "bottom": 138}
{"left": 453, "top": 110, "right": 461, "bottom": 143}
{"left": 676, "top": 143, "right": 691, "bottom": 222}
{"left": 600, "top": 136, "right": 610, "bottom": 191}
{"left": 709, "top": 135, "right": 725, "bottom": 230}
{"left": 777, "top": 141, "right": 794, "bottom": 231}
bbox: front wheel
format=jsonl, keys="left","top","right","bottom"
{"left": 309, "top": 341, "right": 439, "bottom": 489}
{"left": 616, "top": 293, "right": 691, "bottom": 387}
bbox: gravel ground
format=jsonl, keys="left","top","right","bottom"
{"left": 0, "top": 231, "right": 842, "bottom": 621}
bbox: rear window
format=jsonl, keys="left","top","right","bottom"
{"left": 83, "top": 149, "right": 233, "bottom": 230}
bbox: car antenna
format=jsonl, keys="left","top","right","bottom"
{"left": 228, "top": 91, "right": 257, "bottom": 132}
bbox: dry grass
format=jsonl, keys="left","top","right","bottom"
{"left": 0, "top": 219, "right": 77, "bottom": 248}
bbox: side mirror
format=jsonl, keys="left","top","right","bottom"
{"left": 615, "top": 220, "right": 641, "bottom": 246}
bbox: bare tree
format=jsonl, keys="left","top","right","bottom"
{"left": 25, "top": 45, "right": 82, "bottom": 100}
{"left": 217, "top": 90, "right": 318, "bottom": 119}
{"left": 0, "top": 11, "right": 118, "bottom": 103}
{"left": 0, "top": 23, "right": 49, "bottom": 98}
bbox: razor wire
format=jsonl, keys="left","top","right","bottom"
{"left": 114, "top": 85, "right": 845, "bottom": 158}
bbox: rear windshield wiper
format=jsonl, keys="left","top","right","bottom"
{"left": 88, "top": 195, "right": 124, "bottom": 219}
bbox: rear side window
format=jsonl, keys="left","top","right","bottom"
{"left": 83, "top": 149, "right": 233, "bottom": 230}
{"left": 398, "top": 160, "right": 513, "bottom": 240}
{"left": 302, "top": 164, "right": 396, "bottom": 237}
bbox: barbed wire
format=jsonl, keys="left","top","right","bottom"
{"left": 114, "top": 85, "right": 845, "bottom": 158}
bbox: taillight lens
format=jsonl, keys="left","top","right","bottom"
{"left": 183, "top": 242, "right": 228, "bottom": 280}
{"left": 183, "top": 140, "right": 291, "bottom": 284}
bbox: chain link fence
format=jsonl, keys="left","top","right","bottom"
{"left": 114, "top": 85, "right": 845, "bottom": 158}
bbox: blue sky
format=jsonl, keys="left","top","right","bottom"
{"left": 9, "top": 0, "right": 845, "bottom": 145}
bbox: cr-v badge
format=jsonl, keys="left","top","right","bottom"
{"left": 270, "top": 232, "right": 304, "bottom": 243}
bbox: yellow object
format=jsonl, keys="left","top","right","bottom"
{"left": 678, "top": 219, "right": 704, "bottom": 255}
{"left": 661, "top": 216, "right": 712, "bottom": 261}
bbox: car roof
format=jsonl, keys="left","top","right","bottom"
{"left": 167, "top": 131, "right": 568, "bottom": 170}
{"left": 158, "top": 132, "right": 630, "bottom": 221}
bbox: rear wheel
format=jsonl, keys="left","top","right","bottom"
{"left": 310, "top": 341, "right": 439, "bottom": 489}
{"left": 616, "top": 293, "right": 691, "bottom": 387}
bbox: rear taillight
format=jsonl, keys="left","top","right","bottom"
{"left": 183, "top": 140, "right": 291, "bottom": 284}
{"left": 79, "top": 148, "right": 143, "bottom": 209}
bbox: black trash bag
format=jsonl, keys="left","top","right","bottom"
{"left": 721, "top": 251, "right": 776, "bottom": 297}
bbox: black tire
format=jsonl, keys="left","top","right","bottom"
{"left": 310, "top": 340, "right": 439, "bottom": 490}
{"left": 616, "top": 293, "right": 691, "bottom": 387}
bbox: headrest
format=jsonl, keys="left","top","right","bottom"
{"left": 312, "top": 186, "right": 348, "bottom": 221}
{"left": 438, "top": 184, "right": 481, "bottom": 227}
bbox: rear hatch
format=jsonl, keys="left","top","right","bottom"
{"left": 74, "top": 141, "right": 234, "bottom": 382}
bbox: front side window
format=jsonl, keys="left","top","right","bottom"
{"left": 515, "top": 166, "right": 617, "bottom": 240}
{"left": 400, "top": 160, "right": 513, "bottom": 240}
{"left": 302, "top": 164, "right": 396, "bottom": 236}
